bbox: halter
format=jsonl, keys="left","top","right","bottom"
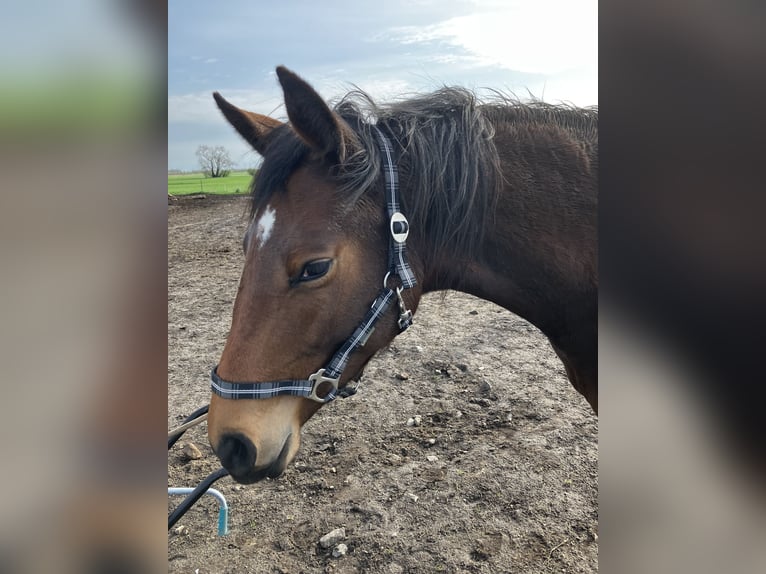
{"left": 210, "top": 127, "right": 416, "bottom": 403}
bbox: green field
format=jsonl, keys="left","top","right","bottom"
{"left": 168, "top": 171, "right": 254, "bottom": 195}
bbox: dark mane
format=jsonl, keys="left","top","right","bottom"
{"left": 481, "top": 95, "right": 598, "bottom": 142}
{"left": 252, "top": 87, "right": 598, "bottom": 262}
{"left": 333, "top": 88, "right": 501, "bottom": 263}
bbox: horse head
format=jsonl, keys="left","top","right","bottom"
{"left": 207, "top": 67, "right": 422, "bottom": 483}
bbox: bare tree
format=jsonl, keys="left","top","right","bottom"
{"left": 196, "top": 145, "right": 234, "bottom": 178}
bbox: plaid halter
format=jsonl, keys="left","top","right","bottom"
{"left": 211, "top": 128, "right": 416, "bottom": 403}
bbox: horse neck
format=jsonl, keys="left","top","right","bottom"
{"left": 412, "top": 119, "right": 598, "bottom": 341}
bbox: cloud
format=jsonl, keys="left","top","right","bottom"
{"left": 385, "top": 0, "right": 597, "bottom": 76}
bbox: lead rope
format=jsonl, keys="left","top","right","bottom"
{"left": 168, "top": 405, "right": 229, "bottom": 533}
{"left": 168, "top": 404, "right": 209, "bottom": 449}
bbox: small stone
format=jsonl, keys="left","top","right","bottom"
{"left": 477, "top": 380, "right": 492, "bottom": 395}
{"left": 456, "top": 363, "right": 469, "bottom": 372}
{"left": 454, "top": 410, "right": 463, "bottom": 418}
{"left": 332, "top": 543, "right": 348, "bottom": 558}
{"left": 233, "top": 484, "right": 244, "bottom": 491}
{"left": 406, "top": 418, "right": 415, "bottom": 427}
{"left": 319, "top": 528, "right": 346, "bottom": 548}
{"left": 427, "top": 438, "right": 436, "bottom": 446}
{"left": 181, "top": 442, "right": 203, "bottom": 460}
{"left": 395, "top": 372, "right": 409, "bottom": 380}
{"left": 329, "top": 467, "right": 337, "bottom": 473}
{"left": 172, "top": 525, "right": 189, "bottom": 536}
{"left": 426, "top": 455, "right": 439, "bottom": 462}
{"left": 405, "top": 493, "right": 419, "bottom": 503}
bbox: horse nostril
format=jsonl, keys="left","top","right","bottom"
{"left": 217, "top": 433, "right": 257, "bottom": 477}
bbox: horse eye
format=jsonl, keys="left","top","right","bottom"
{"left": 296, "top": 259, "right": 332, "bottom": 283}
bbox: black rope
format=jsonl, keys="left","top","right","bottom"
{"left": 168, "top": 467, "right": 229, "bottom": 531}
{"left": 168, "top": 404, "right": 209, "bottom": 450}
{"left": 168, "top": 405, "right": 229, "bottom": 532}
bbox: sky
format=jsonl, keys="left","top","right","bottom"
{"left": 168, "top": 0, "right": 597, "bottom": 172}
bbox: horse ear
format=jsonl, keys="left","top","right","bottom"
{"left": 276, "top": 66, "right": 354, "bottom": 161}
{"left": 213, "top": 92, "right": 283, "bottom": 155}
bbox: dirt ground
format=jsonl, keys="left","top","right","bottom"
{"left": 168, "top": 195, "right": 598, "bottom": 574}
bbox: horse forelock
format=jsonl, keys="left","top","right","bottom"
{"left": 250, "top": 125, "right": 309, "bottom": 217}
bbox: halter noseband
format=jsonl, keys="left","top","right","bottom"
{"left": 210, "top": 127, "right": 416, "bottom": 403}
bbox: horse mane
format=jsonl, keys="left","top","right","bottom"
{"left": 252, "top": 86, "right": 598, "bottom": 263}
{"left": 333, "top": 88, "right": 502, "bottom": 264}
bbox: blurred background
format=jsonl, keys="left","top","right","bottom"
{"left": 0, "top": 0, "right": 764, "bottom": 572}
{"left": 0, "top": 1, "right": 167, "bottom": 572}
{"left": 600, "top": 0, "right": 766, "bottom": 572}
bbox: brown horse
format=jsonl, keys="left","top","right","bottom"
{"left": 207, "top": 66, "right": 597, "bottom": 483}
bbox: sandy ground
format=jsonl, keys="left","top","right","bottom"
{"left": 168, "top": 195, "right": 598, "bottom": 573}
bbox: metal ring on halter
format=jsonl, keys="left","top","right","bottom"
{"left": 384, "top": 270, "right": 407, "bottom": 290}
{"left": 307, "top": 369, "right": 340, "bottom": 403}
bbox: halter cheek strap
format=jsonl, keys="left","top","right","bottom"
{"left": 210, "top": 127, "right": 416, "bottom": 403}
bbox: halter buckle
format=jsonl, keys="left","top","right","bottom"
{"left": 307, "top": 369, "right": 340, "bottom": 403}
{"left": 390, "top": 212, "right": 409, "bottom": 243}
{"left": 395, "top": 286, "right": 413, "bottom": 330}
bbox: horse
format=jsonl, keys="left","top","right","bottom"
{"left": 207, "top": 66, "right": 597, "bottom": 484}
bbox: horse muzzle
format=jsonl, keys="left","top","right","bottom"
{"left": 214, "top": 432, "right": 293, "bottom": 484}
